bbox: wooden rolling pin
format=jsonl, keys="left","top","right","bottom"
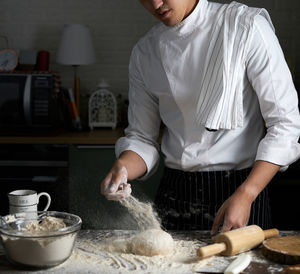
{"left": 197, "top": 225, "right": 279, "bottom": 259}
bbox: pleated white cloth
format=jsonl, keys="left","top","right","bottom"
{"left": 196, "top": 1, "right": 274, "bottom": 130}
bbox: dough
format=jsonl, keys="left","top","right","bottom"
{"left": 129, "top": 229, "right": 174, "bottom": 256}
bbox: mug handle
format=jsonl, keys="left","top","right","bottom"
{"left": 37, "top": 192, "right": 51, "bottom": 211}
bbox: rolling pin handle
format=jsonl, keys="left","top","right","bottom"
{"left": 263, "top": 228, "right": 279, "bottom": 239}
{"left": 197, "top": 242, "right": 227, "bottom": 259}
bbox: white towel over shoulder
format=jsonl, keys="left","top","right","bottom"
{"left": 196, "top": 1, "right": 274, "bottom": 130}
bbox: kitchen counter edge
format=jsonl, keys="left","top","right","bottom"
{"left": 0, "top": 128, "right": 125, "bottom": 145}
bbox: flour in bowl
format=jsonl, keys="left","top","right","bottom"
{"left": 1, "top": 216, "right": 77, "bottom": 267}
{"left": 25, "top": 216, "right": 66, "bottom": 231}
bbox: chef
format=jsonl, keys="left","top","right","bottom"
{"left": 100, "top": 0, "right": 300, "bottom": 234}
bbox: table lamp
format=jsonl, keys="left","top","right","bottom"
{"left": 56, "top": 24, "right": 96, "bottom": 113}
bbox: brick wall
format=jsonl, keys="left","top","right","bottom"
{"left": 0, "top": 0, "right": 299, "bottom": 102}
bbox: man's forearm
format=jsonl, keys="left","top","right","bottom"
{"left": 118, "top": 150, "right": 147, "bottom": 180}
{"left": 237, "top": 160, "right": 281, "bottom": 201}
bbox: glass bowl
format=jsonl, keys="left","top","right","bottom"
{"left": 0, "top": 211, "right": 82, "bottom": 268}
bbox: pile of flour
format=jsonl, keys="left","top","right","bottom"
{"left": 67, "top": 232, "right": 215, "bottom": 274}
{"left": 61, "top": 196, "right": 216, "bottom": 273}
{"left": 24, "top": 216, "right": 66, "bottom": 232}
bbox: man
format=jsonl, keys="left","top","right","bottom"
{"left": 101, "top": 0, "right": 300, "bottom": 234}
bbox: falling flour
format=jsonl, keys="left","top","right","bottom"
{"left": 118, "top": 195, "right": 177, "bottom": 257}
{"left": 118, "top": 195, "right": 161, "bottom": 231}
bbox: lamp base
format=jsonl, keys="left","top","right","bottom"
{"left": 75, "top": 76, "right": 80, "bottom": 114}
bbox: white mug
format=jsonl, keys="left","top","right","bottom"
{"left": 8, "top": 189, "right": 51, "bottom": 215}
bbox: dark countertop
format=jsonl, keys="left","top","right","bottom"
{"left": 0, "top": 230, "right": 295, "bottom": 274}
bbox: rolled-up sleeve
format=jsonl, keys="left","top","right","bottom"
{"left": 247, "top": 15, "right": 300, "bottom": 170}
{"left": 115, "top": 46, "right": 161, "bottom": 179}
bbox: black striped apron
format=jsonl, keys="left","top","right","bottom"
{"left": 154, "top": 167, "right": 272, "bottom": 230}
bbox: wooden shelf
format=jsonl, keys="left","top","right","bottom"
{"left": 0, "top": 128, "right": 124, "bottom": 145}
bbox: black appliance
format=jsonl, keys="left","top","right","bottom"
{"left": 0, "top": 144, "right": 69, "bottom": 216}
{"left": 0, "top": 73, "right": 59, "bottom": 131}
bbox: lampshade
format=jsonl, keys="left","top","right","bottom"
{"left": 56, "top": 24, "right": 96, "bottom": 65}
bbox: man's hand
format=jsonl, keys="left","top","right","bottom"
{"left": 211, "top": 160, "right": 280, "bottom": 235}
{"left": 101, "top": 161, "right": 131, "bottom": 200}
{"left": 211, "top": 188, "right": 253, "bottom": 235}
{"left": 100, "top": 150, "right": 147, "bottom": 201}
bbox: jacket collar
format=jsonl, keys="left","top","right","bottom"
{"left": 161, "top": 0, "right": 208, "bottom": 37}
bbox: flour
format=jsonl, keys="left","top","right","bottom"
{"left": 1, "top": 217, "right": 76, "bottom": 267}
{"left": 3, "top": 234, "right": 76, "bottom": 267}
{"left": 64, "top": 234, "right": 282, "bottom": 274}
{"left": 24, "top": 216, "right": 66, "bottom": 232}
{"left": 67, "top": 233, "right": 214, "bottom": 274}
{"left": 118, "top": 195, "right": 161, "bottom": 230}
{"left": 60, "top": 196, "right": 212, "bottom": 273}
{"left": 118, "top": 195, "right": 175, "bottom": 257}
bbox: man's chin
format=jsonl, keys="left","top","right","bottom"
{"left": 161, "top": 18, "right": 180, "bottom": 27}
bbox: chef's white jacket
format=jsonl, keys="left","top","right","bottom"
{"left": 116, "top": 0, "right": 300, "bottom": 179}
